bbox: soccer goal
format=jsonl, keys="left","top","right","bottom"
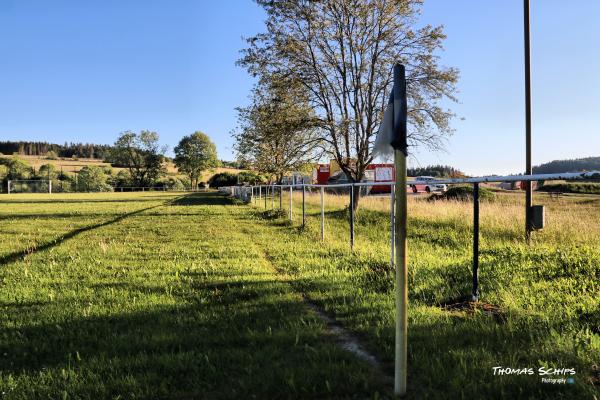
{"left": 7, "top": 180, "right": 52, "bottom": 194}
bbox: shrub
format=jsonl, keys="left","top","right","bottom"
{"left": 237, "top": 171, "right": 265, "bottom": 185}
{"left": 434, "top": 185, "right": 495, "bottom": 201}
{"left": 4, "top": 157, "right": 31, "bottom": 180}
{"left": 77, "top": 166, "right": 113, "bottom": 192}
{"left": 158, "top": 177, "right": 185, "bottom": 191}
{"left": 37, "top": 164, "right": 59, "bottom": 180}
{"left": 208, "top": 172, "right": 238, "bottom": 188}
{"left": 539, "top": 182, "right": 600, "bottom": 195}
{"left": 45, "top": 150, "right": 58, "bottom": 160}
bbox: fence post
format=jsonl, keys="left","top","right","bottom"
{"left": 279, "top": 186, "right": 283, "bottom": 210}
{"left": 392, "top": 63, "right": 408, "bottom": 397}
{"left": 289, "top": 185, "right": 293, "bottom": 220}
{"left": 472, "top": 183, "right": 480, "bottom": 301}
{"left": 302, "top": 184, "right": 306, "bottom": 228}
{"left": 350, "top": 184, "right": 355, "bottom": 249}
{"left": 390, "top": 186, "right": 395, "bottom": 271}
{"left": 264, "top": 186, "right": 267, "bottom": 209}
{"left": 271, "top": 185, "right": 275, "bottom": 209}
{"left": 7, "top": 180, "right": 10, "bottom": 195}
{"left": 320, "top": 186, "right": 325, "bottom": 241}
{"left": 259, "top": 186, "right": 262, "bottom": 203}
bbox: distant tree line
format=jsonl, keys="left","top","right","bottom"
{"left": 407, "top": 165, "right": 466, "bottom": 178}
{"left": 0, "top": 141, "right": 114, "bottom": 159}
{"left": 1, "top": 130, "right": 222, "bottom": 191}
{"left": 532, "top": 156, "right": 600, "bottom": 174}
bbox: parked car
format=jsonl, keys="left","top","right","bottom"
{"left": 410, "top": 176, "right": 447, "bottom": 193}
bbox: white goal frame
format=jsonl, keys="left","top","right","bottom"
{"left": 7, "top": 180, "right": 52, "bottom": 194}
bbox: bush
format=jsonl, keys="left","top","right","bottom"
{"left": 77, "top": 166, "right": 113, "bottom": 192}
{"left": 208, "top": 172, "right": 238, "bottom": 188}
{"left": 45, "top": 151, "right": 58, "bottom": 160}
{"left": 37, "top": 164, "right": 59, "bottom": 180}
{"left": 237, "top": 171, "right": 265, "bottom": 185}
{"left": 209, "top": 171, "right": 266, "bottom": 187}
{"left": 3, "top": 157, "right": 31, "bottom": 180}
{"left": 158, "top": 177, "right": 185, "bottom": 191}
{"left": 433, "top": 185, "right": 495, "bottom": 201}
{"left": 539, "top": 182, "right": 600, "bottom": 195}
{"left": 112, "top": 170, "right": 132, "bottom": 188}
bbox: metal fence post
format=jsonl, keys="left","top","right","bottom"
{"left": 264, "top": 186, "right": 267, "bottom": 209}
{"left": 279, "top": 186, "right": 283, "bottom": 210}
{"left": 289, "top": 185, "right": 293, "bottom": 220}
{"left": 350, "top": 184, "right": 355, "bottom": 249}
{"left": 472, "top": 183, "right": 480, "bottom": 301}
{"left": 271, "top": 185, "right": 275, "bottom": 209}
{"left": 320, "top": 186, "right": 325, "bottom": 241}
{"left": 259, "top": 186, "right": 262, "bottom": 203}
{"left": 302, "top": 184, "right": 306, "bottom": 228}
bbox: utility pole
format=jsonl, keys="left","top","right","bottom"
{"left": 524, "top": 0, "right": 533, "bottom": 243}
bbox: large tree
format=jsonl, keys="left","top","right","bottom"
{"left": 234, "top": 74, "right": 322, "bottom": 183}
{"left": 239, "top": 0, "right": 459, "bottom": 208}
{"left": 110, "top": 131, "right": 166, "bottom": 187}
{"left": 174, "top": 132, "right": 219, "bottom": 189}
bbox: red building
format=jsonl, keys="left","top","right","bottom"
{"left": 315, "top": 162, "right": 395, "bottom": 193}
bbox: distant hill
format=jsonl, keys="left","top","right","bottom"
{"left": 532, "top": 156, "right": 600, "bottom": 174}
{"left": 0, "top": 140, "right": 114, "bottom": 159}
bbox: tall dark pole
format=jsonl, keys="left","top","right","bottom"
{"left": 472, "top": 183, "right": 480, "bottom": 301}
{"left": 524, "top": 0, "right": 533, "bottom": 243}
{"left": 392, "top": 63, "right": 408, "bottom": 397}
{"left": 349, "top": 184, "right": 355, "bottom": 250}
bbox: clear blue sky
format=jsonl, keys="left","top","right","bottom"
{"left": 1, "top": 0, "right": 598, "bottom": 176}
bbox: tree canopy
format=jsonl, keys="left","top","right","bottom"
{"left": 234, "top": 74, "right": 322, "bottom": 183}
{"left": 239, "top": 0, "right": 459, "bottom": 189}
{"left": 110, "top": 131, "right": 166, "bottom": 187}
{"left": 174, "top": 132, "right": 219, "bottom": 189}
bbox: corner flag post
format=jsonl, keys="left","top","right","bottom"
{"left": 392, "top": 63, "right": 408, "bottom": 397}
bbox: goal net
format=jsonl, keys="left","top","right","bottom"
{"left": 7, "top": 180, "right": 52, "bottom": 194}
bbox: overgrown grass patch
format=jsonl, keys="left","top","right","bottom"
{"left": 248, "top": 189, "right": 600, "bottom": 399}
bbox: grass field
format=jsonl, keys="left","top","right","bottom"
{"left": 0, "top": 190, "right": 598, "bottom": 398}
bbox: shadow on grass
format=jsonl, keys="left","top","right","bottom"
{"left": 0, "top": 280, "right": 387, "bottom": 399}
{"left": 298, "top": 289, "right": 594, "bottom": 399}
{"left": 0, "top": 196, "right": 174, "bottom": 204}
{"left": 0, "top": 204, "right": 163, "bottom": 268}
{"left": 170, "top": 192, "right": 235, "bottom": 206}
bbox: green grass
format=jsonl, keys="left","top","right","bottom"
{"left": 0, "top": 192, "right": 386, "bottom": 399}
{"left": 1, "top": 190, "right": 598, "bottom": 399}
{"left": 249, "top": 189, "right": 599, "bottom": 399}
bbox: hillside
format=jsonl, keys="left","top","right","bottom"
{"left": 0, "top": 154, "right": 246, "bottom": 183}
{"left": 533, "top": 156, "right": 600, "bottom": 174}
{"left": 0, "top": 140, "right": 113, "bottom": 159}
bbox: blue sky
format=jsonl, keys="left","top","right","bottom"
{"left": 0, "top": 0, "right": 598, "bottom": 175}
